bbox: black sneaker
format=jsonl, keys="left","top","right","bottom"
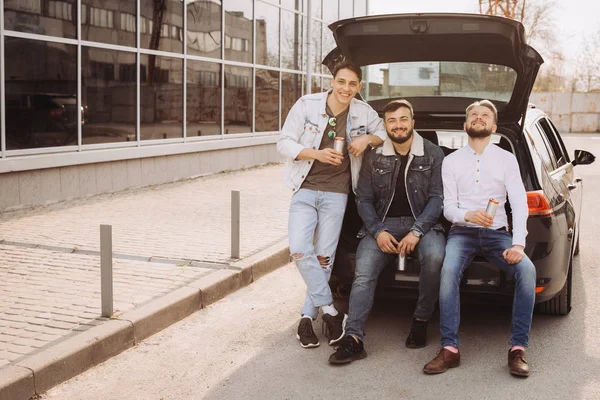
{"left": 405, "top": 317, "right": 428, "bottom": 349}
{"left": 322, "top": 312, "right": 347, "bottom": 345}
{"left": 328, "top": 335, "right": 367, "bottom": 364}
{"left": 296, "top": 317, "right": 319, "bottom": 348}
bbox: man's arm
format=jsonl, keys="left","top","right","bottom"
{"left": 348, "top": 106, "right": 386, "bottom": 156}
{"left": 442, "top": 157, "right": 467, "bottom": 224}
{"left": 355, "top": 149, "right": 387, "bottom": 239}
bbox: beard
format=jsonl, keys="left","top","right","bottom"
{"left": 387, "top": 127, "right": 413, "bottom": 144}
{"left": 465, "top": 123, "right": 493, "bottom": 139}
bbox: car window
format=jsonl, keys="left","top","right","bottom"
{"left": 360, "top": 62, "right": 518, "bottom": 103}
{"left": 525, "top": 123, "right": 557, "bottom": 175}
{"left": 539, "top": 118, "right": 570, "bottom": 165}
{"left": 436, "top": 131, "right": 501, "bottom": 149}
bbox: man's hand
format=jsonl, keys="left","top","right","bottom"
{"left": 397, "top": 231, "right": 420, "bottom": 257}
{"left": 376, "top": 231, "right": 399, "bottom": 254}
{"left": 503, "top": 245, "right": 525, "bottom": 265}
{"left": 347, "top": 134, "right": 371, "bottom": 157}
{"left": 465, "top": 210, "right": 493, "bottom": 228}
{"left": 315, "top": 148, "right": 343, "bottom": 166}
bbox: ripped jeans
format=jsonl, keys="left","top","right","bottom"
{"left": 288, "top": 189, "right": 348, "bottom": 319}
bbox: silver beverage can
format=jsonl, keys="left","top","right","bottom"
{"left": 333, "top": 137, "right": 345, "bottom": 153}
{"left": 485, "top": 198, "right": 499, "bottom": 218}
{"left": 397, "top": 253, "right": 405, "bottom": 271}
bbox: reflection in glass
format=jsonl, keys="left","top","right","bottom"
{"left": 224, "top": 65, "right": 252, "bottom": 134}
{"left": 4, "top": 0, "right": 77, "bottom": 39}
{"left": 224, "top": 0, "right": 253, "bottom": 63}
{"left": 82, "top": 1, "right": 135, "bottom": 47}
{"left": 255, "top": 69, "right": 280, "bottom": 132}
{"left": 311, "top": 75, "right": 321, "bottom": 94}
{"left": 281, "top": 9, "right": 302, "bottom": 70}
{"left": 310, "top": 0, "right": 321, "bottom": 19}
{"left": 82, "top": 48, "right": 136, "bottom": 145}
{"left": 281, "top": 72, "right": 303, "bottom": 128}
{"left": 322, "top": 23, "right": 336, "bottom": 63}
{"left": 140, "top": 0, "right": 183, "bottom": 53}
{"left": 339, "top": 0, "right": 353, "bottom": 20}
{"left": 311, "top": 21, "right": 321, "bottom": 73}
{"left": 187, "top": 0, "right": 221, "bottom": 59}
{"left": 140, "top": 54, "right": 183, "bottom": 140}
{"left": 5, "top": 38, "right": 78, "bottom": 150}
{"left": 281, "top": 0, "right": 301, "bottom": 11}
{"left": 187, "top": 60, "right": 221, "bottom": 137}
{"left": 322, "top": 0, "right": 338, "bottom": 23}
{"left": 256, "top": 2, "right": 280, "bottom": 67}
{"left": 354, "top": 0, "right": 366, "bottom": 17}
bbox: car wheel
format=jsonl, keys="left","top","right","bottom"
{"left": 536, "top": 256, "right": 573, "bottom": 316}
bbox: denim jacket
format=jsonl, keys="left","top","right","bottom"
{"left": 277, "top": 90, "right": 387, "bottom": 193}
{"left": 356, "top": 131, "right": 445, "bottom": 239}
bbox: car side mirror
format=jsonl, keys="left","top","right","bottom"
{"left": 572, "top": 150, "right": 595, "bottom": 166}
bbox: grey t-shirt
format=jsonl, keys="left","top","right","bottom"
{"left": 301, "top": 105, "right": 351, "bottom": 194}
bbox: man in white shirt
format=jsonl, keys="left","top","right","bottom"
{"left": 423, "top": 100, "right": 536, "bottom": 377}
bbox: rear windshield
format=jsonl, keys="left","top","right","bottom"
{"left": 360, "top": 62, "right": 517, "bottom": 103}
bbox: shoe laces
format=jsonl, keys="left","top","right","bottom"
{"left": 298, "top": 319, "right": 314, "bottom": 336}
{"left": 339, "top": 336, "right": 361, "bottom": 352}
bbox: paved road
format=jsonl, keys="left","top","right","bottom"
{"left": 41, "top": 136, "right": 600, "bottom": 400}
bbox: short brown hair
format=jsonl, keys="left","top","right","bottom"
{"left": 382, "top": 99, "right": 414, "bottom": 119}
{"left": 466, "top": 100, "right": 498, "bottom": 123}
{"left": 332, "top": 62, "right": 363, "bottom": 82}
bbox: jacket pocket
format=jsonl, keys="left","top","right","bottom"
{"left": 299, "top": 122, "right": 319, "bottom": 147}
{"left": 372, "top": 162, "right": 392, "bottom": 189}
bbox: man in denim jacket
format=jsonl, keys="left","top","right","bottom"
{"left": 277, "top": 63, "right": 386, "bottom": 349}
{"left": 329, "top": 100, "right": 446, "bottom": 364}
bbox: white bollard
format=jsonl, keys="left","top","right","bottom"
{"left": 231, "top": 191, "right": 240, "bottom": 259}
{"left": 100, "top": 224, "right": 113, "bottom": 317}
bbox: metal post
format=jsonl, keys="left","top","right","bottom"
{"left": 231, "top": 190, "right": 241, "bottom": 259}
{"left": 100, "top": 225, "right": 113, "bottom": 317}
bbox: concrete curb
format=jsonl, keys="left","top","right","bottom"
{"left": 0, "top": 239, "right": 290, "bottom": 400}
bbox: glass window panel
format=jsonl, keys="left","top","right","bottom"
{"left": 302, "top": 17, "right": 307, "bottom": 71}
{"left": 255, "top": 69, "right": 279, "bottom": 132}
{"left": 187, "top": 60, "right": 221, "bottom": 137}
{"left": 281, "top": 72, "right": 302, "bottom": 129}
{"left": 339, "top": 0, "right": 352, "bottom": 19}
{"left": 4, "top": 0, "right": 77, "bottom": 39}
{"left": 224, "top": 0, "right": 253, "bottom": 64}
{"left": 82, "top": 1, "right": 135, "bottom": 47}
{"left": 5, "top": 37, "right": 78, "bottom": 150}
{"left": 187, "top": 1, "right": 222, "bottom": 59}
{"left": 311, "top": 20, "right": 321, "bottom": 73}
{"left": 81, "top": 47, "right": 136, "bottom": 145}
{"left": 322, "top": 0, "right": 338, "bottom": 23}
{"left": 256, "top": 2, "right": 280, "bottom": 67}
{"left": 322, "top": 22, "right": 336, "bottom": 62}
{"left": 310, "top": 0, "right": 321, "bottom": 19}
{"left": 353, "top": 0, "right": 366, "bottom": 17}
{"left": 281, "top": 0, "right": 301, "bottom": 11}
{"left": 311, "top": 75, "right": 321, "bottom": 94}
{"left": 224, "top": 65, "right": 252, "bottom": 134}
{"left": 140, "top": 54, "right": 183, "bottom": 140}
{"left": 322, "top": 76, "right": 331, "bottom": 92}
{"left": 140, "top": 0, "right": 183, "bottom": 53}
{"left": 281, "top": 9, "right": 301, "bottom": 70}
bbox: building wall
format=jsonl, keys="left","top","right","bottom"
{"left": 530, "top": 92, "right": 600, "bottom": 133}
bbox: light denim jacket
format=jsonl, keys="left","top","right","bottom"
{"left": 277, "top": 90, "right": 387, "bottom": 193}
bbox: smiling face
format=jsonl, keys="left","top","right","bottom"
{"left": 329, "top": 68, "right": 362, "bottom": 108}
{"left": 464, "top": 104, "right": 497, "bottom": 139}
{"left": 384, "top": 106, "right": 415, "bottom": 144}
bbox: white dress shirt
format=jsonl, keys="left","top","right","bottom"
{"left": 442, "top": 142, "right": 529, "bottom": 246}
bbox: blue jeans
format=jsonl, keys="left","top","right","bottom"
{"left": 346, "top": 217, "right": 446, "bottom": 340}
{"left": 440, "top": 226, "right": 536, "bottom": 348}
{"left": 288, "top": 189, "right": 348, "bottom": 319}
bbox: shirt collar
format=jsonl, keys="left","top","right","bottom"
{"left": 381, "top": 130, "right": 425, "bottom": 157}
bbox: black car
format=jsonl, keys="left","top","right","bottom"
{"left": 324, "top": 13, "right": 596, "bottom": 315}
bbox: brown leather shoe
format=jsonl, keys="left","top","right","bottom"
{"left": 508, "top": 349, "right": 530, "bottom": 377}
{"left": 423, "top": 348, "right": 460, "bottom": 374}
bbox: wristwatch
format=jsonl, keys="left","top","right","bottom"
{"left": 411, "top": 229, "right": 423, "bottom": 238}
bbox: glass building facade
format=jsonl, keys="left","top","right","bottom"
{"left": 0, "top": 0, "right": 368, "bottom": 164}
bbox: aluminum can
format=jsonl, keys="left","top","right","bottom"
{"left": 333, "top": 137, "right": 345, "bottom": 153}
{"left": 485, "top": 198, "right": 499, "bottom": 218}
{"left": 397, "top": 253, "right": 405, "bottom": 271}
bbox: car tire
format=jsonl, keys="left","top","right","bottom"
{"left": 536, "top": 256, "right": 572, "bottom": 316}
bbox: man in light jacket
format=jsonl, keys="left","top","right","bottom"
{"left": 277, "top": 62, "right": 386, "bottom": 348}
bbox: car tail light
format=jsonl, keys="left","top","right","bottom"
{"left": 48, "top": 108, "right": 63, "bottom": 120}
{"left": 527, "top": 190, "right": 553, "bottom": 217}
